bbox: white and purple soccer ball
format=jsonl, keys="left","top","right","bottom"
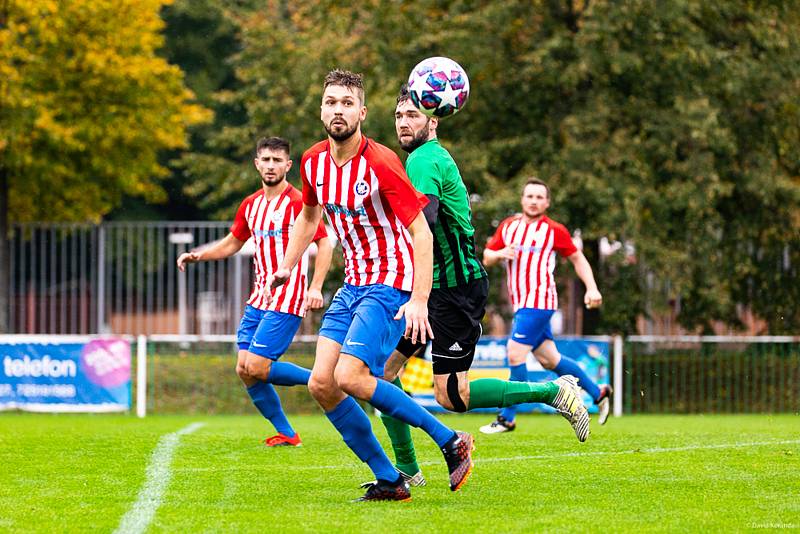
{"left": 407, "top": 56, "right": 470, "bottom": 118}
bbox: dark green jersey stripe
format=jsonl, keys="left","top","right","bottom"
{"left": 431, "top": 230, "right": 449, "bottom": 288}
{"left": 405, "top": 139, "right": 486, "bottom": 288}
{"left": 437, "top": 213, "right": 467, "bottom": 286}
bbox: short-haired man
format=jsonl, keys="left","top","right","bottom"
{"left": 480, "top": 178, "right": 612, "bottom": 434}
{"left": 374, "top": 88, "right": 590, "bottom": 484}
{"left": 269, "top": 70, "right": 473, "bottom": 502}
{"left": 178, "top": 136, "right": 332, "bottom": 446}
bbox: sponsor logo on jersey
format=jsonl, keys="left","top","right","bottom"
{"left": 353, "top": 180, "right": 370, "bottom": 196}
{"left": 253, "top": 228, "right": 283, "bottom": 238}
{"left": 324, "top": 203, "right": 367, "bottom": 218}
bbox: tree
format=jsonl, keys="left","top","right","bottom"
{"left": 0, "top": 0, "right": 210, "bottom": 331}
{"left": 543, "top": 1, "right": 800, "bottom": 332}
{"left": 404, "top": 0, "right": 800, "bottom": 333}
{"left": 179, "top": 0, "right": 800, "bottom": 333}
{"left": 104, "top": 0, "right": 243, "bottom": 221}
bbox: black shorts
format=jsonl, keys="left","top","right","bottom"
{"left": 430, "top": 276, "right": 488, "bottom": 374}
{"left": 397, "top": 278, "right": 489, "bottom": 375}
{"left": 397, "top": 277, "right": 489, "bottom": 375}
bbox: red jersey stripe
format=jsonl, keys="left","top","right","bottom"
{"left": 300, "top": 136, "right": 425, "bottom": 291}
{"left": 487, "top": 215, "right": 575, "bottom": 312}
{"left": 229, "top": 184, "right": 324, "bottom": 316}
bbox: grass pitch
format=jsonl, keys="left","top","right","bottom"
{"left": 1, "top": 413, "right": 798, "bottom": 533}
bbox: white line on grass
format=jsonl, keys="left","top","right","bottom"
{"left": 215, "top": 438, "right": 798, "bottom": 472}
{"left": 464, "top": 438, "right": 800, "bottom": 465}
{"left": 114, "top": 422, "right": 205, "bottom": 534}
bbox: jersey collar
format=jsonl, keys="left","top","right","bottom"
{"left": 326, "top": 134, "right": 369, "bottom": 168}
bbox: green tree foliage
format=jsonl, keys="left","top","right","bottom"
{"left": 0, "top": 0, "right": 210, "bottom": 331}
{"left": 0, "top": 0, "right": 210, "bottom": 223}
{"left": 125, "top": 0, "right": 243, "bottom": 221}
{"left": 181, "top": 0, "right": 799, "bottom": 333}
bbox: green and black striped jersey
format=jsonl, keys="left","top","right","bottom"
{"left": 405, "top": 139, "right": 486, "bottom": 288}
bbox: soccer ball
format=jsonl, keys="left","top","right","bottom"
{"left": 407, "top": 56, "right": 470, "bottom": 118}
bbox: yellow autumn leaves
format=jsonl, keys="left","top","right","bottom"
{"left": 0, "top": 0, "right": 210, "bottom": 222}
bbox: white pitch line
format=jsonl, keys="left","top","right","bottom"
{"left": 462, "top": 438, "right": 800, "bottom": 465}
{"left": 114, "top": 422, "right": 205, "bottom": 534}
{"left": 223, "top": 438, "right": 799, "bottom": 472}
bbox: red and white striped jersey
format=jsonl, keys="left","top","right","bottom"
{"left": 486, "top": 215, "right": 577, "bottom": 311}
{"left": 300, "top": 135, "right": 427, "bottom": 291}
{"left": 230, "top": 183, "right": 327, "bottom": 316}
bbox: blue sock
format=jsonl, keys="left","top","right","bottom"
{"left": 266, "top": 361, "right": 311, "bottom": 386}
{"left": 371, "top": 378, "right": 456, "bottom": 448}
{"left": 499, "top": 362, "right": 528, "bottom": 422}
{"left": 246, "top": 381, "right": 295, "bottom": 437}
{"left": 325, "top": 397, "right": 398, "bottom": 483}
{"left": 553, "top": 356, "right": 601, "bottom": 401}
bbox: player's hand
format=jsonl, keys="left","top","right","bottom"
{"left": 176, "top": 251, "right": 200, "bottom": 272}
{"left": 584, "top": 288, "right": 603, "bottom": 309}
{"left": 305, "top": 287, "right": 324, "bottom": 311}
{"left": 394, "top": 297, "right": 434, "bottom": 344}
{"left": 265, "top": 268, "right": 291, "bottom": 306}
{"left": 496, "top": 245, "right": 517, "bottom": 261}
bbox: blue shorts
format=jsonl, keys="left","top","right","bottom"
{"left": 510, "top": 308, "right": 555, "bottom": 349}
{"left": 236, "top": 305, "right": 302, "bottom": 360}
{"left": 319, "top": 284, "right": 410, "bottom": 377}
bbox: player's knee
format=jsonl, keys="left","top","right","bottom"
{"left": 536, "top": 354, "right": 557, "bottom": 370}
{"left": 332, "top": 367, "right": 361, "bottom": 397}
{"left": 245, "top": 361, "right": 270, "bottom": 381}
{"left": 434, "top": 388, "right": 455, "bottom": 411}
{"left": 308, "top": 374, "right": 333, "bottom": 401}
{"left": 235, "top": 362, "right": 251, "bottom": 381}
{"left": 442, "top": 373, "right": 469, "bottom": 413}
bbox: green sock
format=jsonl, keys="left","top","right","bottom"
{"left": 378, "top": 377, "right": 420, "bottom": 475}
{"left": 467, "top": 378, "right": 559, "bottom": 410}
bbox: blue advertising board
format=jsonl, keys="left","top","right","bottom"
{"left": 0, "top": 337, "right": 131, "bottom": 412}
{"left": 404, "top": 336, "right": 609, "bottom": 414}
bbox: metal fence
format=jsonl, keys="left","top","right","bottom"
{"left": 622, "top": 336, "right": 800, "bottom": 414}
{"left": 129, "top": 334, "right": 800, "bottom": 416}
{"left": 7, "top": 222, "right": 247, "bottom": 336}
{"left": 139, "top": 335, "right": 318, "bottom": 416}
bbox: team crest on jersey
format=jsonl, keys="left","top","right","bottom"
{"left": 353, "top": 180, "right": 370, "bottom": 197}
{"left": 271, "top": 210, "right": 284, "bottom": 223}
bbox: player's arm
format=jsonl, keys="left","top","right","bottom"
{"left": 566, "top": 250, "right": 602, "bottom": 309}
{"left": 305, "top": 233, "right": 332, "bottom": 311}
{"left": 268, "top": 203, "right": 323, "bottom": 294}
{"left": 394, "top": 212, "right": 434, "bottom": 344}
{"left": 422, "top": 194, "right": 440, "bottom": 228}
{"left": 482, "top": 221, "right": 515, "bottom": 266}
{"left": 177, "top": 233, "right": 245, "bottom": 271}
{"left": 483, "top": 245, "right": 516, "bottom": 266}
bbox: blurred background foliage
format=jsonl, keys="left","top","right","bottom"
{"left": 1, "top": 0, "right": 798, "bottom": 333}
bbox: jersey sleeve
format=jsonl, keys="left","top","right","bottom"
{"left": 405, "top": 153, "right": 442, "bottom": 198}
{"left": 312, "top": 220, "right": 328, "bottom": 242}
{"left": 552, "top": 222, "right": 578, "bottom": 256}
{"left": 300, "top": 154, "right": 320, "bottom": 207}
{"left": 229, "top": 197, "right": 252, "bottom": 242}
{"left": 374, "top": 148, "right": 428, "bottom": 228}
{"left": 485, "top": 218, "right": 509, "bottom": 251}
